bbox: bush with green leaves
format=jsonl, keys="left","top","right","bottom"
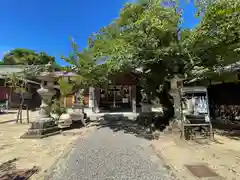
{"left": 49, "top": 77, "right": 74, "bottom": 118}
{"left": 51, "top": 99, "right": 67, "bottom": 120}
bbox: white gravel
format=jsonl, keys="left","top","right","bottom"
{"left": 46, "top": 126, "right": 175, "bottom": 180}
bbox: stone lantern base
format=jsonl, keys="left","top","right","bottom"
{"left": 21, "top": 117, "right": 60, "bottom": 139}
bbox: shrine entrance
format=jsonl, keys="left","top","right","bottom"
{"left": 98, "top": 72, "right": 139, "bottom": 112}
{"left": 99, "top": 85, "right": 132, "bottom": 111}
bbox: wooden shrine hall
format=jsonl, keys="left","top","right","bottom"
{"left": 85, "top": 72, "right": 141, "bottom": 113}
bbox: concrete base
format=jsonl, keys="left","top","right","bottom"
{"left": 70, "top": 112, "right": 84, "bottom": 121}
{"left": 21, "top": 117, "right": 60, "bottom": 139}
{"left": 58, "top": 114, "right": 72, "bottom": 129}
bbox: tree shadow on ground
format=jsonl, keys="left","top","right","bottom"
{"left": 212, "top": 121, "right": 240, "bottom": 140}
{"left": 0, "top": 112, "right": 17, "bottom": 115}
{"left": 0, "top": 158, "right": 40, "bottom": 180}
{"left": 93, "top": 112, "right": 170, "bottom": 140}
{"left": 0, "top": 119, "right": 17, "bottom": 125}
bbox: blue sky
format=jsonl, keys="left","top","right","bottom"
{"left": 0, "top": 0, "right": 199, "bottom": 65}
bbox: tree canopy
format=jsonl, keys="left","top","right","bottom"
{"left": 3, "top": 0, "right": 239, "bottom": 97}
{"left": 2, "top": 48, "right": 59, "bottom": 66}
{"left": 187, "top": 0, "right": 240, "bottom": 81}
{"left": 86, "top": 0, "right": 240, "bottom": 89}
{"left": 87, "top": 0, "right": 192, "bottom": 97}
{"left": 61, "top": 38, "right": 109, "bottom": 88}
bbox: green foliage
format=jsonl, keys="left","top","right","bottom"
{"left": 187, "top": 0, "right": 240, "bottom": 81}
{"left": 88, "top": 0, "right": 190, "bottom": 97}
{"left": 5, "top": 73, "right": 26, "bottom": 94}
{"left": 2, "top": 48, "right": 58, "bottom": 66}
{"left": 38, "top": 52, "right": 55, "bottom": 65}
{"left": 85, "top": 0, "right": 240, "bottom": 94}
{"left": 51, "top": 99, "right": 67, "bottom": 118}
{"left": 58, "top": 78, "right": 74, "bottom": 97}
{"left": 50, "top": 78, "right": 73, "bottom": 116}
{"left": 61, "top": 38, "right": 109, "bottom": 88}
{"left": 4, "top": 65, "right": 50, "bottom": 95}
{"left": 22, "top": 63, "right": 56, "bottom": 80}
{"left": 3, "top": 49, "right": 36, "bottom": 65}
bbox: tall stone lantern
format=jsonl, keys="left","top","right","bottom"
{"left": 21, "top": 72, "right": 59, "bottom": 139}
{"left": 169, "top": 75, "right": 183, "bottom": 129}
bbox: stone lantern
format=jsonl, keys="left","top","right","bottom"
{"left": 140, "top": 89, "right": 152, "bottom": 112}
{"left": 21, "top": 72, "right": 59, "bottom": 138}
{"left": 169, "top": 75, "right": 184, "bottom": 129}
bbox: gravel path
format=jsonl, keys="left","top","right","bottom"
{"left": 46, "top": 125, "right": 175, "bottom": 180}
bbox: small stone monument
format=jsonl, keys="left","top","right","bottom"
{"left": 58, "top": 113, "right": 72, "bottom": 129}
{"left": 169, "top": 76, "right": 183, "bottom": 129}
{"left": 140, "top": 89, "right": 152, "bottom": 112}
{"left": 69, "top": 89, "right": 86, "bottom": 126}
{"left": 21, "top": 72, "right": 59, "bottom": 138}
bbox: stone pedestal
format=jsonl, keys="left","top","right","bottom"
{"left": 58, "top": 113, "right": 72, "bottom": 129}
{"left": 21, "top": 73, "right": 60, "bottom": 139}
{"left": 22, "top": 118, "right": 59, "bottom": 139}
{"left": 69, "top": 104, "right": 85, "bottom": 126}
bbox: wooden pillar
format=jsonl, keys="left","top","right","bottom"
{"left": 64, "top": 97, "right": 67, "bottom": 107}
{"left": 131, "top": 85, "right": 137, "bottom": 113}
{"left": 72, "top": 95, "right": 75, "bottom": 106}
